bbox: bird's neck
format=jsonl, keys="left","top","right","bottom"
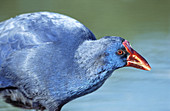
{"left": 74, "top": 40, "right": 115, "bottom": 85}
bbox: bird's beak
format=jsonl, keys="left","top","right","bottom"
{"left": 123, "top": 40, "right": 151, "bottom": 71}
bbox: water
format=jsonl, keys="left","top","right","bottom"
{"left": 0, "top": 0, "right": 170, "bottom": 111}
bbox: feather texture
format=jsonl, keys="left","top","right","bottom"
{"left": 0, "top": 12, "right": 126, "bottom": 111}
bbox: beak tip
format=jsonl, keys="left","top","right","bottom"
{"left": 143, "top": 63, "right": 151, "bottom": 71}
{"left": 146, "top": 68, "right": 151, "bottom": 71}
{"left": 146, "top": 66, "right": 151, "bottom": 71}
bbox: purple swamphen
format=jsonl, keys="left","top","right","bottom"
{"left": 0, "top": 12, "right": 151, "bottom": 111}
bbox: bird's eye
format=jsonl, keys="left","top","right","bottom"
{"left": 117, "top": 50, "right": 125, "bottom": 55}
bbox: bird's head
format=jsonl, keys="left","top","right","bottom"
{"left": 102, "top": 36, "right": 151, "bottom": 71}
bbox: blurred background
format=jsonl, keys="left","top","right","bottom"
{"left": 0, "top": 0, "right": 170, "bottom": 111}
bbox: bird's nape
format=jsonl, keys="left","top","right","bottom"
{"left": 123, "top": 40, "right": 151, "bottom": 71}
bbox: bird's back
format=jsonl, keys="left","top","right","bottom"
{"left": 0, "top": 12, "right": 96, "bottom": 66}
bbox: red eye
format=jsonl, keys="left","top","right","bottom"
{"left": 117, "top": 50, "right": 124, "bottom": 55}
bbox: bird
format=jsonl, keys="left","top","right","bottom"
{"left": 0, "top": 12, "right": 151, "bottom": 111}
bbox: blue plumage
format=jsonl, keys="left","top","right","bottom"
{"left": 0, "top": 12, "right": 127, "bottom": 111}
